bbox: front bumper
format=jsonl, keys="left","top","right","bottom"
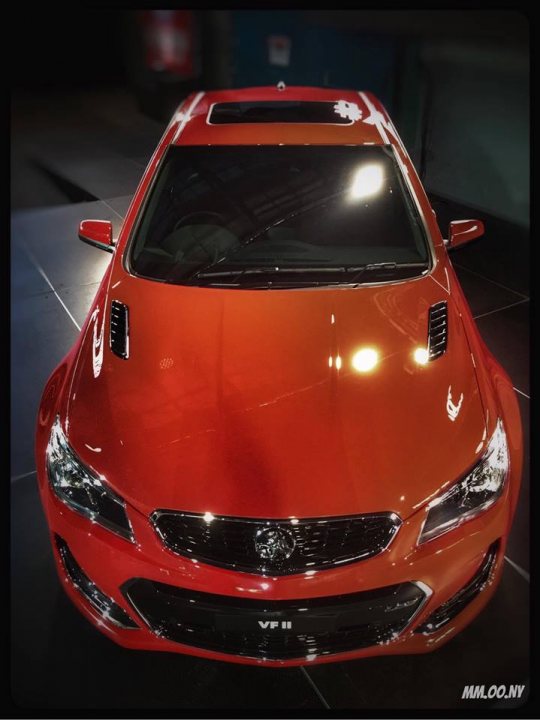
{"left": 37, "top": 456, "right": 511, "bottom": 667}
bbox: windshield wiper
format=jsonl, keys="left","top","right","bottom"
{"left": 189, "top": 266, "right": 353, "bottom": 285}
{"left": 186, "top": 262, "right": 429, "bottom": 286}
{"left": 184, "top": 194, "right": 345, "bottom": 283}
{"left": 346, "top": 262, "right": 429, "bottom": 285}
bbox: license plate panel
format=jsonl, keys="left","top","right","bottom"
{"left": 214, "top": 613, "right": 336, "bottom": 633}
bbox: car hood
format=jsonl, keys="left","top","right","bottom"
{"left": 65, "top": 272, "right": 487, "bottom": 521}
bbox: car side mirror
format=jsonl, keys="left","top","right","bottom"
{"left": 447, "top": 219, "right": 484, "bottom": 250}
{"left": 78, "top": 220, "right": 114, "bottom": 253}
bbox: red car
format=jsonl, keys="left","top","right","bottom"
{"left": 36, "top": 85, "right": 523, "bottom": 666}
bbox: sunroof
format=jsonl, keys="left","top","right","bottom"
{"left": 208, "top": 101, "right": 354, "bottom": 125}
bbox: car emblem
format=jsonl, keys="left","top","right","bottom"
{"left": 254, "top": 526, "right": 296, "bottom": 563}
{"left": 446, "top": 385, "right": 464, "bottom": 422}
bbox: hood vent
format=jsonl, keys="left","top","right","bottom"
{"left": 428, "top": 301, "right": 448, "bottom": 360}
{"left": 110, "top": 300, "right": 129, "bottom": 359}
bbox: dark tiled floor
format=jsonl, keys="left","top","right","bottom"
{"left": 10, "top": 290, "right": 79, "bottom": 476}
{"left": 430, "top": 195, "right": 530, "bottom": 297}
{"left": 10, "top": 476, "right": 321, "bottom": 711}
{"left": 11, "top": 89, "right": 162, "bottom": 210}
{"left": 10, "top": 88, "right": 530, "bottom": 710}
{"left": 452, "top": 264, "right": 527, "bottom": 318}
{"left": 307, "top": 565, "right": 530, "bottom": 710}
{"left": 475, "top": 302, "right": 530, "bottom": 396}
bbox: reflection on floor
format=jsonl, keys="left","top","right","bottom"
{"left": 10, "top": 88, "right": 530, "bottom": 710}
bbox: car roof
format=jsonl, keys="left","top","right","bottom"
{"left": 168, "top": 86, "right": 395, "bottom": 147}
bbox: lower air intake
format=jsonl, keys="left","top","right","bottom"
{"left": 122, "top": 580, "right": 427, "bottom": 660}
{"left": 415, "top": 540, "right": 499, "bottom": 634}
{"left": 55, "top": 535, "right": 138, "bottom": 629}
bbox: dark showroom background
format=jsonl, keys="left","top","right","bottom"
{"left": 10, "top": 9, "right": 529, "bottom": 711}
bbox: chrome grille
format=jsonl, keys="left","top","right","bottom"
{"left": 110, "top": 300, "right": 129, "bottom": 359}
{"left": 428, "top": 301, "right": 448, "bottom": 360}
{"left": 151, "top": 511, "right": 401, "bottom": 575}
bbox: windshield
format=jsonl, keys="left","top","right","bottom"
{"left": 128, "top": 145, "right": 431, "bottom": 288}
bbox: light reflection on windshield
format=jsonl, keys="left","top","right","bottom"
{"left": 128, "top": 145, "right": 430, "bottom": 288}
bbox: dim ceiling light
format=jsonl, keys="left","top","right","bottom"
{"left": 414, "top": 347, "right": 429, "bottom": 365}
{"left": 350, "top": 164, "right": 383, "bottom": 199}
{"left": 352, "top": 348, "right": 379, "bottom": 372}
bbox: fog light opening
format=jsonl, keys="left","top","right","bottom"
{"left": 55, "top": 535, "right": 138, "bottom": 630}
{"left": 415, "top": 540, "right": 500, "bottom": 635}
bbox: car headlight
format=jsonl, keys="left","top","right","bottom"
{"left": 419, "top": 419, "right": 509, "bottom": 544}
{"left": 46, "top": 416, "right": 134, "bottom": 541}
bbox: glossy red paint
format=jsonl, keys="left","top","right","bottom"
{"left": 78, "top": 219, "right": 114, "bottom": 252}
{"left": 449, "top": 219, "right": 485, "bottom": 249}
{"left": 36, "top": 86, "right": 522, "bottom": 666}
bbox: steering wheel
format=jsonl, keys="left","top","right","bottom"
{"left": 172, "top": 211, "right": 227, "bottom": 263}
